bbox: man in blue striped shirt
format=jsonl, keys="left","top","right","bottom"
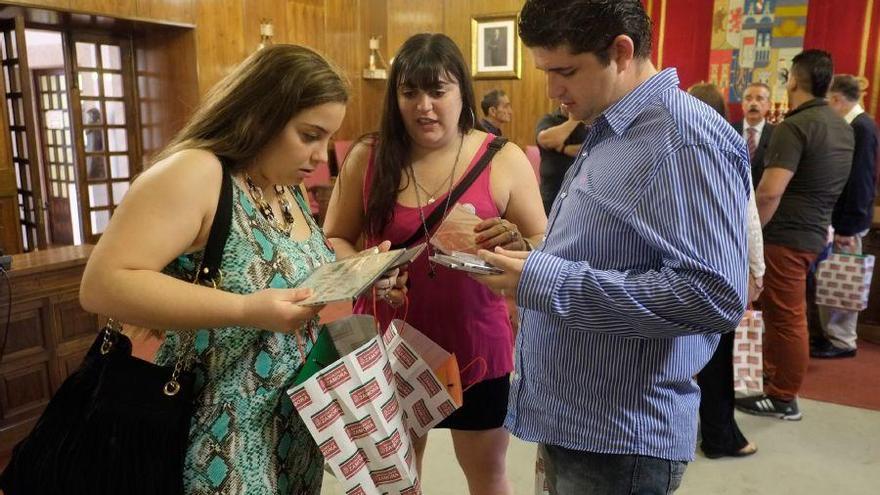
{"left": 475, "top": 1, "right": 749, "bottom": 492}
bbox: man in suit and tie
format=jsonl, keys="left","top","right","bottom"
{"left": 733, "top": 82, "right": 774, "bottom": 187}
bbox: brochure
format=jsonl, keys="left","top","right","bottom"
{"left": 297, "top": 243, "right": 426, "bottom": 306}
{"left": 429, "top": 203, "right": 504, "bottom": 275}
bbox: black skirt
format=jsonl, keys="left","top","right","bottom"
{"left": 435, "top": 374, "right": 510, "bottom": 431}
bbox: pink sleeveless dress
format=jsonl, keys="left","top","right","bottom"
{"left": 353, "top": 134, "right": 514, "bottom": 387}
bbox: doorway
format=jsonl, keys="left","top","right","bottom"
{"left": 0, "top": 20, "right": 140, "bottom": 252}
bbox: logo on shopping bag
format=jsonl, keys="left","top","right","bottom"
{"left": 413, "top": 399, "right": 435, "bottom": 428}
{"left": 416, "top": 369, "right": 442, "bottom": 397}
{"left": 311, "top": 399, "right": 344, "bottom": 432}
{"left": 438, "top": 400, "right": 456, "bottom": 417}
{"left": 356, "top": 340, "right": 384, "bottom": 371}
{"left": 401, "top": 485, "right": 420, "bottom": 495}
{"left": 345, "top": 486, "right": 367, "bottom": 495}
{"left": 318, "top": 362, "right": 352, "bottom": 392}
{"left": 383, "top": 362, "right": 393, "bottom": 385}
{"left": 350, "top": 378, "right": 383, "bottom": 408}
{"left": 382, "top": 394, "right": 400, "bottom": 421}
{"left": 319, "top": 437, "right": 342, "bottom": 459}
{"left": 340, "top": 449, "right": 369, "bottom": 479}
{"left": 290, "top": 388, "right": 312, "bottom": 410}
{"left": 395, "top": 373, "right": 415, "bottom": 398}
{"left": 392, "top": 343, "right": 418, "bottom": 368}
{"left": 376, "top": 429, "right": 403, "bottom": 458}
{"left": 370, "top": 466, "right": 403, "bottom": 486}
{"left": 344, "top": 415, "right": 379, "bottom": 440}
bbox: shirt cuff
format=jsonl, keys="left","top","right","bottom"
{"left": 517, "top": 250, "right": 569, "bottom": 313}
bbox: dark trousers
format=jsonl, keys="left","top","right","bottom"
{"left": 541, "top": 444, "right": 687, "bottom": 495}
{"left": 696, "top": 331, "right": 748, "bottom": 455}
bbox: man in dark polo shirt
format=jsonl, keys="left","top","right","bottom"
{"left": 736, "top": 50, "right": 855, "bottom": 421}
{"left": 535, "top": 104, "right": 588, "bottom": 214}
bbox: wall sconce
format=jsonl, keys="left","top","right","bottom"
{"left": 363, "top": 35, "right": 388, "bottom": 79}
{"left": 258, "top": 19, "right": 274, "bottom": 50}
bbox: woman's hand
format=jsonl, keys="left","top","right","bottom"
{"left": 370, "top": 240, "right": 408, "bottom": 307}
{"left": 474, "top": 217, "right": 527, "bottom": 251}
{"left": 241, "top": 288, "right": 323, "bottom": 334}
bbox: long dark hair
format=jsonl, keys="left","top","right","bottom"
{"left": 364, "top": 33, "right": 480, "bottom": 237}
{"left": 154, "top": 44, "right": 349, "bottom": 170}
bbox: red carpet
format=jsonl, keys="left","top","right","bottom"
{"left": 800, "top": 339, "right": 880, "bottom": 411}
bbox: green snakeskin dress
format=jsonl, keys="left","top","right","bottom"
{"left": 155, "top": 180, "right": 332, "bottom": 494}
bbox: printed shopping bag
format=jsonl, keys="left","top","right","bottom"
{"left": 385, "top": 319, "right": 463, "bottom": 437}
{"left": 815, "top": 253, "right": 875, "bottom": 311}
{"left": 288, "top": 315, "right": 458, "bottom": 495}
{"left": 733, "top": 310, "right": 763, "bottom": 396}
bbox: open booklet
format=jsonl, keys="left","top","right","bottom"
{"left": 427, "top": 203, "right": 504, "bottom": 275}
{"left": 297, "top": 243, "right": 426, "bottom": 306}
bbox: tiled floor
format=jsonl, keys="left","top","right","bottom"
{"left": 321, "top": 399, "right": 880, "bottom": 494}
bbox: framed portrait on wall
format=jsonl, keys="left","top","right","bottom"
{"left": 471, "top": 13, "right": 521, "bottom": 79}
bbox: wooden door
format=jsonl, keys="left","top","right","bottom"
{"left": 67, "top": 33, "right": 140, "bottom": 244}
{"left": 0, "top": 17, "right": 47, "bottom": 252}
{"left": 33, "top": 68, "right": 76, "bottom": 246}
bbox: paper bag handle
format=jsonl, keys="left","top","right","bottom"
{"left": 460, "top": 357, "right": 489, "bottom": 391}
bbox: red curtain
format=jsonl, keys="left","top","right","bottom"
{"left": 643, "top": 0, "right": 880, "bottom": 125}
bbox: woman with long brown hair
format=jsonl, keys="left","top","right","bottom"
{"left": 324, "top": 33, "right": 546, "bottom": 494}
{"left": 79, "top": 45, "right": 349, "bottom": 493}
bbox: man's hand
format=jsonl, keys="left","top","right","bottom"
{"left": 470, "top": 247, "right": 529, "bottom": 299}
{"left": 747, "top": 274, "right": 763, "bottom": 304}
{"left": 833, "top": 234, "right": 856, "bottom": 253}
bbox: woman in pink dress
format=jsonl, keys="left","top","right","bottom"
{"left": 324, "top": 33, "right": 546, "bottom": 495}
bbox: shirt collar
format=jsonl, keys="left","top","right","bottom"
{"left": 743, "top": 118, "right": 766, "bottom": 134}
{"left": 786, "top": 98, "right": 827, "bottom": 118}
{"left": 602, "top": 68, "right": 680, "bottom": 136}
{"left": 843, "top": 104, "right": 864, "bottom": 124}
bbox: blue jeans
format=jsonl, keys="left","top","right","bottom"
{"left": 541, "top": 444, "right": 688, "bottom": 494}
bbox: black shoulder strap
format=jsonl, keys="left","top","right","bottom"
{"left": 196, "top": 157, "right": 233, "bottom": 284}
{"left": 394, "top": 136, "right": 508, "bottom": 249}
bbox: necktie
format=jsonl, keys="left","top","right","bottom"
{"left": 746, "top": 127, "right": 757, "bottom": 160}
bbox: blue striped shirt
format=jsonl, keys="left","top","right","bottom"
{"left": 508, "top": 69, "right": 750, "bottom": 462}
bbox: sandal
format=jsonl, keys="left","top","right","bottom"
{"left": 702, "top": 442, "right": 758, "bottom": 459}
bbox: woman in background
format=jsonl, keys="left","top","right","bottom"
{"left": 688, "top": 82, "right": 763, "bottom": 459}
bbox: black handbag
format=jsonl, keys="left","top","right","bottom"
{"left": 0, "top": 163, "right": 233, "bottom": 495}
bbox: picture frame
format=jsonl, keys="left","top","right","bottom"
{"left": 471, "top": 13, "right": 521, "bottom": 80}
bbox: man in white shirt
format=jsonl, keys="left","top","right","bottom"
{"left": 733, "top": 82, "right": 775, "bottom": 187}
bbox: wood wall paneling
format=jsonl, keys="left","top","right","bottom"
{"left": 74, "top": 0, "right": 136, "bottom": 18}
{"left": 133, "top": 26, "right": 198, "bottom": 164}
{"left": 3, "top": 0, "right": 71, "bottom": 9}
{"left": 324, "top": 0, "right": 362, "bottom": 140}
{"left": 286, "top": 0, "right": 325, "bottom": 50}
{"left": 358, "top": 0, "right": 387, "bottom": 136}
{"left": 194, "top": 0, "right": 245, "bottom": 95}
{"left": 244, "top": 0, "right": 289, "bottom": 51}
{"left": 135, "top": 0, "right": 194, "bottom": 25}
{"left": 387, "top": 0, "right": 443, "bottom": 55}
{"left": 0, "top": 198, "right": 21, "bottom": 254}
